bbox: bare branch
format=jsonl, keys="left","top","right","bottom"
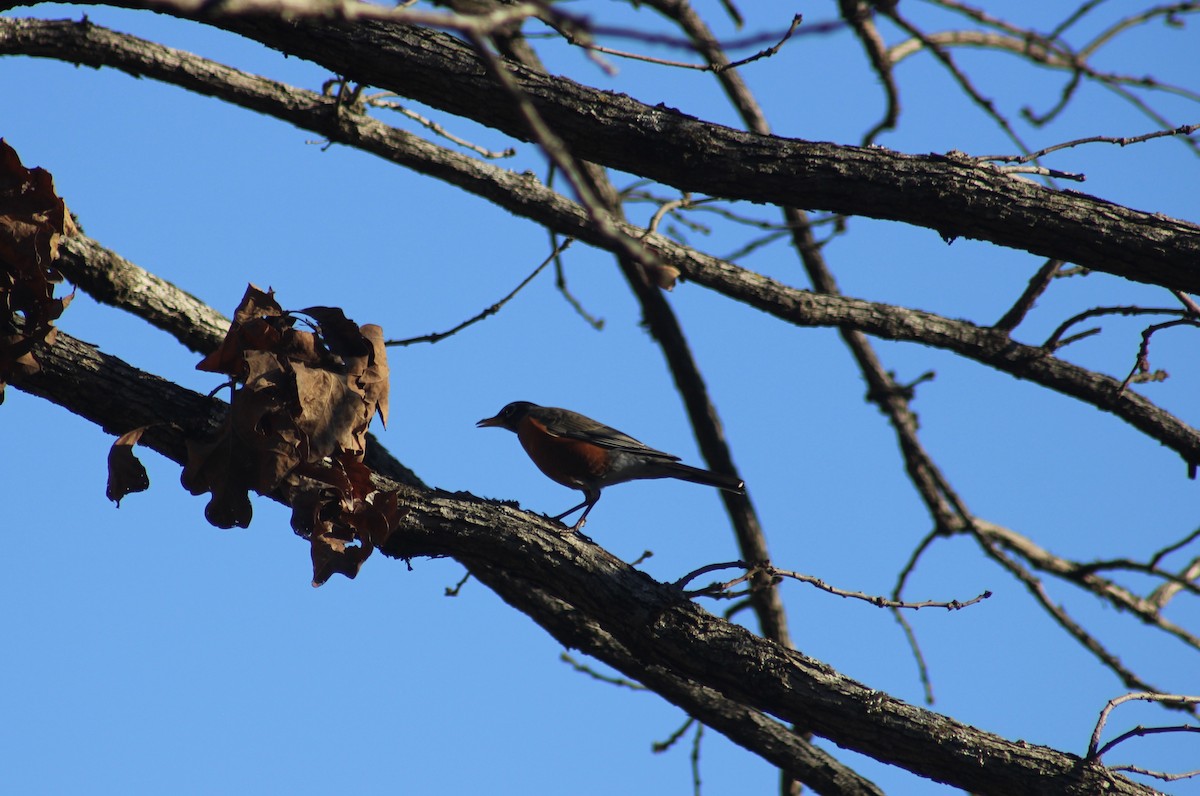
{"left": 1087, "top": 692, "right": 1200, "bottom": 759}
{"left": 386, "top": 238, "right": 572, "bottom": 346}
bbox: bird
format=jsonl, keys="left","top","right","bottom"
{"left": 476, "top": 401, "right": 745, "bottom": 529}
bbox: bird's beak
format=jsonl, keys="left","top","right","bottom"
{"left": 476, "top": 415, "right": 502, "bottom": 428}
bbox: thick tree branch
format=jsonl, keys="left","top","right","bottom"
{"left": 13, "top": 330, "right": 1160, "bottom": 795}
{"left": 5, "top": 18, "right": 1196, "bottom": 473}
{"left": 5, "top": 12, "right": 1200, "bottom": 292}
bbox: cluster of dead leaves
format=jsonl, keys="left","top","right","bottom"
{"left": 0, "top": 139, "right": 76, "bottom": 403}
{"left": 108, "top": 285, "right": 402, "bottom": 586}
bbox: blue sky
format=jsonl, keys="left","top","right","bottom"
{"left": 3, "top": 2, "right": 1198, "bottom": 793}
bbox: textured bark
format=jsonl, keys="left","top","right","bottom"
{"left": 13, "top": 332, "right": 1156, "bottom": 796}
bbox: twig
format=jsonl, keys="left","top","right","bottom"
{"left": 993, "top": 164, "right": 1085, "bottom": 181}
{"left": 993, "top": 259, "right": 1062, "bottom": 333}
{"left": 974, "top": 532, "right": 1170, "bottom": 696}
{"left": 1117, "top": 317, "right": 1197, "bottom": 395}
{"left": 892, "top": 528, "right": 945, "bottom": 704}
{"left": 1150, "top": 527, "right": 1200, "bottom": 569}
{"left": 559, "top": 13, "right": 801, "bottom": 73}
{"left": 1173, "top": 290, "right": 1200, "bottom": 318}
{"left": 839, "top": 1, "right": 901, "bottom": 145}
{"left": 549, "top": 231, "right": 605, "bottom": 330}
{"left": 560, "top": 652, "right": 647, "bottom": 690}
{"left": 364, "top": 93, "right": 516, "bottom": 158}
{"left": 977, "top": 123, "right": 1200, "bottom": 165}
{"left": 690, "top": 721, "right": 704, "bottom": 796}
{"left": 652, "top": 716, "right": 696, "bottom": 753}
{"left": 1107, "top": 762, "right": 1200, "bottom": 782}
{"left": 1087, "top": 692, "right": 1200, "bottom": 759}
{"left": 719, "top": 14, "right": 803, "bottom": 72}
{"left": 444, "top": 569, "right": 472, "bottom": 596}
{"left": 386, "top": 239, "right": 572, "bottom": 346}
{"left": 772, "top": 567, "right": 991, "bottom": 611}
{"left": 679, "top": 561, "right": 991, "bottom": 611}
{"left": 1042, "top": 305, "right": 1186, "bottom": 351}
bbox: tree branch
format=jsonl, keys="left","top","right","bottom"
{"left": 4, "top": 12, "right": 1200, "bottom": 292}
{"left": 12, "top": 329, "right": 1160, "bottom": 795}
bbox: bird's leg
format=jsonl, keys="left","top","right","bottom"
{"left": 571, "top": 497, "right": 600, "bottom": 531}
{"left": 551, "top": 490, "right": 600, "bottom": 530}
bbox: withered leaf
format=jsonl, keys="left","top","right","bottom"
{"left": 0, "top": 140, "right": 75, "bottom": 394}
{"left": 0, "top": 139, "right": 76, "bottom": 271}
{"left": 300, "top": 306, "right": 372, "bottom": 359}
{"left": 293, "top": 364, "right": 372, "bottom": 460}
{"left": 363, "top": 490, "right": 407, "bottom": 547}
{"left": 181, "top": 428, "right": 253, "bottom": 529}
{"left": 196, "top": 285, "right": 293, "bottom": 376}
{"left": 233, "top": 284, "right": 284, "bottom": 326}
{"left": 106, "top": 426, "right": 151, "bottom": 506}
{"left": 356, "top": 324, "right": 390, "bottom": 429}
{"left": 310, "top": 532, "right": 372, "bottom": 587}
{"left": 288, "top": 485, "right": 340, "bottom": 538}
{"left": 645, "top": 263, "right": 681, "bottom": 291}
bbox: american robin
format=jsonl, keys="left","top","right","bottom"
{"left": 476, "top": 401, "right": 745, "bottom": 529}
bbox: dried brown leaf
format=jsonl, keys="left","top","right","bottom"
{"left": 293, "top": 364, "right": 372, "bottom": 459}
{"left": 181, "top": 427, "right": 253, "bottom": 529}
{"left": 357, "top": 324, "right": 390, "bottom": 428}
{"left": 310, "top": 532, "right": 372, "bottom": 587}
{"left": 645, "top": 263, "right": 681, "bottom": 291}
{"left": 106, "top": 426, "right": 151, "bottom": 506}
{"left": 300, "top": 306, "right": 372, "bottom": 359}
{"left": 0, "top": 140, "right": 74, "bottom": 393}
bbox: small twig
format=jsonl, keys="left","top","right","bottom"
{"left": 1069, "top": 557, "right": 1200, "bottom": 599}
{"left": 689, "top": 721, "right": 704, "bottom": 796}
{"left": 718, "top": 14, "right": 802, "bottom": 72}
{"left": 892, "top": 528, "right": 944, "bottom": 704}
{"left": 364, "top": 93, "right": 516, "bottom": 158}
{"left": 1117, "top": 317, "right": 1197, "bottom": 395}
{"left": 628, "top": 549, "right": 654, "bottom": 567}
{"left": 974, "top": 532, "right": 1167, "bottom": 696}
{"left": 652, "top": 716, "right": 695, "bottom": 753}
{"left": 772, "top": 567, "right": 991, "bottom": 611}
{"left": 1107, "top": 763, "right": 1200, "bottom": 782}
{"left": 679, "top": 561, "right": 990, "bottom": 610}
{"left": 1087, "top": 692, "right": 1200, "bottom": 760}
{"left": 560, "top": 651, "right": 647, "bottom": 690}
{"left": 721, "top": 230, "right": 790, "bottom": 261}
{"left": 992, "top": 164, "right": 1085, "bottom": 182}
{"left": 560, "top": 13, "right": 801, "bottom": 73}
{"left": 717, "top": 0, "right": 744, "bottom": 29}
{"left": 1150, "top": 527, "right": 1200, "bottom": 569}
{"left": 894, "top": 610, "right": 936, "bottom": 705}
{"left": 674, "top": 560, "right": 750, "bottom": 590}
{"left": 550, "top": 231, "right": 605, "bottom": 330}
{"left": 977, "top": 123, "right": 1200, "bottom": 165}
{"left": 444, "top": 569, "right": 472, "bottom": 596}
{"left": 646, "top": 197, "right": 693, "bottom": 236}
{"left": 387, "top": 238, "right": 572, "bottom": 346}
{"left": 1173, "top": 290, "right": 1200, "bottom": 318}
{"left": 1042, "top": 305, "right": 1185, "bottom": 351}
{"left": 993, "top": 259, "right": 1062, "bottom": 333}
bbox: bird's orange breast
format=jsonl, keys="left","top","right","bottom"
{"left": 517, "top": 415, "right": 610, "bottom": 489}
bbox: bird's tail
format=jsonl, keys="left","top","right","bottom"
{"left": 665, "top": 463, "right": 745, "bottom": 494}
